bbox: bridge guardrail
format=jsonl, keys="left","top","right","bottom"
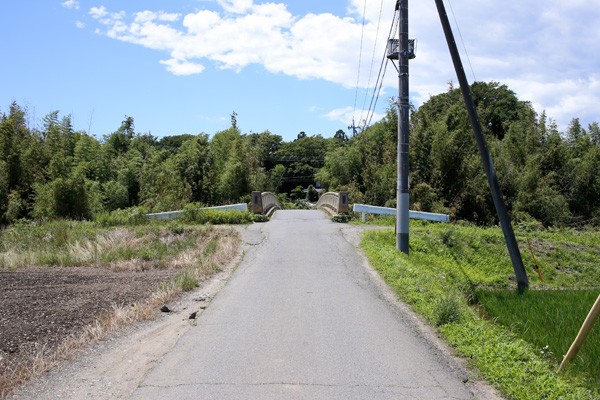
{"left": 147, "top": 203, "right": 248, "bottom": 220}
{"left": 251, "top": 191, "right": 282, "bottom": 216}
{"left": 316, "top": 192, "right": 348, "bottom": 215}
{"left": 353, "top": 203, "right": 449, "bottom": 223}
{"left": 262, "top": 192, "right": 282, "bottom": 216}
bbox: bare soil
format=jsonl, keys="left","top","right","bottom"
{"left": 0, "top": 266, "right": 176, "bottom": 381}
{"left": 2, "top": 224, "right": 503, "bottom": 400}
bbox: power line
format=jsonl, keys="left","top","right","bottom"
{"left": 446, "top": 0, "right": 477, "bottom": 82}
{"left": 363, "top": 9, "right": 398, "bottom": 130}
{"left": 352, "top": 0, "right": 368, "bottom": 122}
{"left": 359, "top": 0, "right": 386, "bottom": 126}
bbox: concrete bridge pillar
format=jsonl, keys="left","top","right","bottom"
{"left": 338, "top": 192, "right": 349, "bottom": 213}
{"left": 251, "top": 191, "right": 263, "bottom": 214}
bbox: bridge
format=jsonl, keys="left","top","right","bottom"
{"left": 251, "top": 191, "right": 349, "bottom": 216}
{"left": 148, "top": 191, "right": 449, "bottom": 222}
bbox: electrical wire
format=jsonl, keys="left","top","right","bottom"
{"left": 359, "top": 0, "right": 386, "bottom": 126}
{"left": 352, "top": 0, "right": 368, "bottom": 122}
{"left": 362, "top": 9, "right": 398, "bottom": 130}
{"left": 446, "top": 0, "right": 477, "bottom": 82}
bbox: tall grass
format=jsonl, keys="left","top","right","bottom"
{"left": 0, "top": 222, "right": 202, "bottom": 269}
{"left": 361, "top": 221, "right": 600, "bottom": 399}
{"left": 0, "top": 214, "right": 243, "bottom": 398}
{"left": 475, "top": 289, "right": 600, "bottom": 383}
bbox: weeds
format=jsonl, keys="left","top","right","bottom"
{"left": 433, "top": 292, "right": 465, "bottom": 326}
{"left": 361, "top": 221, "right": 600, "bottom": 399}
{"left": 0, "top": 219, "right": 241, "bottom": 398}
{"left": 475, "top": 289, "right": 600, "bottom": 383}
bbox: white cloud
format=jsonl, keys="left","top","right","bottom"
{"left": 218, "top": 0, "right": 253, "bottom": 14}
{"left": 61, "top": 0, "right": 79, "bottom": 10}
{"left": 324, "top": 106, "right": 385, "bottom": 127}
{"left": 159, "top": 59, "right": 205, "bottom": 75}
{"left": 75, "top": 21, "right": 85, "bottom": 29}
{"left": 89, "top": 6, "right": 108, "bottom": 19}
{"left": 134, "top": 11, "right": 181, "bottom": 23}
{"left": 87, "top": 0, "right": 600, "bottom": 128}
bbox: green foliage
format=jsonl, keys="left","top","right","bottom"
{"left": 290, "top": 185, "right": 304, "bottom": 200}
{"left": 332, "top": 213, "right": 352, "bottom": 223}
{"left": 173, "top": 269, "right": 199, "bottom": 291}
{"left": 475, "top": 289, "right": 600, "bottom": 383}
{"left": 94, "top": 207, "right": 149, "bottom": 227}
{"left": 306, "top": 185, "right": 318, "bottom": 202}
{"left": 361, "top": 222, "right": 600, "bottom": 398}
{"left": 181, "top": 204, "right": 266, "bottom": 224}
{"left": 317, "top": 82, "right": 600, "bottom": 227}
{"left": 433, "top": 292, "right": 464, "bottom": 326}
{"left": 2, "top": 86, "right": 599, "bottom": 229}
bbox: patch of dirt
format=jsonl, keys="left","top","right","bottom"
{"left": 0, "top": 267, "right": 176, "bottom": 380}
{"left": 7, "top": 225, "right": 250, "bottom": 400}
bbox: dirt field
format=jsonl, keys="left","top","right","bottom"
{"left": 0, "top": 266, "right": 176, "bottom": 381}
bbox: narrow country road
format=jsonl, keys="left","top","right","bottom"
{"left": 131, "top": 210, "right": 475, "bottom": 399}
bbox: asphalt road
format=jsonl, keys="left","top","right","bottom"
{"left": 132, "top": 210, "right": 475, "bottom": 399}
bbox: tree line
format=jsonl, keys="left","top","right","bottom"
{"left": 318, "top": 81, "right": 600, "bottom": 227}
{"left": 2, "top": 80, "right": 599, "bottom": 227}
{"left": 0, "top": 104, "right": 344, "bottom": 224}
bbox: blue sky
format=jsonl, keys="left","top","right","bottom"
{"left": 1, "top": 0, "right": 599, "bottom": 141}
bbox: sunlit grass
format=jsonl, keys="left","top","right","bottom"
{"left": 0, "top": 215, "right": 242, "bottom": 398}
{"left": 475, "top": 289, "right": 600, "bottom": 383}
{"left": 361, "top": 221, "right": 600, "bottom": 399}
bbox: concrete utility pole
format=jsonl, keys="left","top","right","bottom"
{"left": 348, "top": 119, "right": 359, "bottom": 138}
{"left": 396, "top": 0, "right": 410, "bottom": 254}
{"left": 433, "top": 0, "right": 529, "bottom": 290}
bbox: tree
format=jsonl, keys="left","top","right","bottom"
{"left": 120, "top": 116, "right": 135, "bottom": 139}
{"left": 230, "top": 111, "right": 238, "bottom": 129}
{"left": 333, "top": 129, "right": 348, "bottom": 142}
{"left": 589, "top": 122, "right": 600, "bottom": 147}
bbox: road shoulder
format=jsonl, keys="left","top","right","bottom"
{"left": 11, "top": 225, "right": 259, "bottom": 400}
{"left": 340, "top": 224, "right": 504, "bottom": 400}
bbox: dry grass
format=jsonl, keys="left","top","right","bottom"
{"left": 0, "top": 225, "right": 241, "bottom": 399}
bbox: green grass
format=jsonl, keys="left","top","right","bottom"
{"left": 361, "top": 221, "right": 600, "bottom": 399}
{"left": 181, "top": 204, "right": 268, "bottom": 224}
{"left": 0, "top": 205, "right": 264, "bottom": 269}
{"left": 475, "top": 289, "right": 600, "bottom": 384}
{"left": 173, "top": 269, "right": 200, "bottom": 291}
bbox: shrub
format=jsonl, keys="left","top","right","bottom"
{"left": 433, "top": 292, "right": 464, "bottom": 326}
{"left": 332, "top": 213, "right": 352, "bottom": 223}
{"left": 181, "top": 204, "right": 266, "bottom": 225}
{"left": 306, "top": 185, "right": 318, "bottom": 202}
{"left": 94, "top": 206, "right": 149, "bottom": 227}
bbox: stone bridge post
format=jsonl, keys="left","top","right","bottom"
{"left": 251, "top": 191, "right": 263, "bottom": 214}
{"left": 338, "top": 191, "right": 349, "bottom": 213}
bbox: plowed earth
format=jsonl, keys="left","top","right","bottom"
{"left": 0, "top": 266, "right": 175, "bottom": 376}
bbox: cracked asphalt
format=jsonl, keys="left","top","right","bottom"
{"left": 132, "top": 210, "right": 475, "bottom": 399}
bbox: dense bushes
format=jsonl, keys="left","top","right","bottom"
{"left": 181, "top": 204, "right": 268, "bottom": 224}
{"left": 317, "top": 82, "right": 600, "bottom": 227}
{"left": 2, "top": 80, "right": 599, "bottom": 228}
{"left": 0, "top": 104, "right": 341, "bottom": 225}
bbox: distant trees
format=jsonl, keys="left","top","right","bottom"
{"left": 317, "top": 81, "right": 600, "bottom": 227}
{"left": 2, "top": 80, "right": 599, "bottom": 228}
{"left": 0, "top": 103, "right": 344, "bottom": 224}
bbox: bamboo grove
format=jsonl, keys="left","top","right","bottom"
{"left": 2, "top": 81, "right": 599, "bottom": 227}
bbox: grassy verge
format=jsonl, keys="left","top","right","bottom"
{"left": 361, "top": 220, "right": 600, "bottom": 399}
{"left": 0, "top": 216, "right": 242, "bottom": 398}
{"left": 475, "top": 289, "right": 600, "bottom": 385}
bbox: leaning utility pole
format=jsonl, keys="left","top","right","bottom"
{"left": 388, "top": 0, "right": 413, "bottom": 254}
{"left": 434, "top": 0, "right": 529, "bottom": 290}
